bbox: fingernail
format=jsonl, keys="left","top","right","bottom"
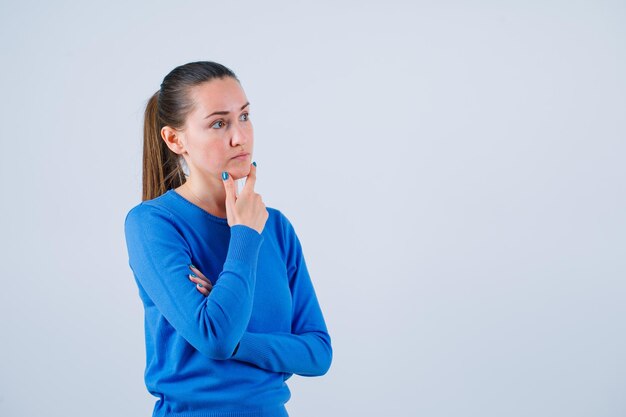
{"left": 197, "top": 283, "right": 204, "bottom": 288}
{"left": 189, "top": 273, "right": 197, "bottom": 278}
{"left": 189, "top": 264, "right": 196, "bottom": 269}
{"left": 222, "top": 171, "right": 229, "bottom": 180}
{"left": 252, "top": 161, "right": 257, "bottom": 167}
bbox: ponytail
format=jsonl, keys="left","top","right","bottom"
{"left": 142, "top": 90, "right": 185, "bottom": 201}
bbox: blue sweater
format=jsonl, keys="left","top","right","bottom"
{"left": 124, "top": 189, "right": 332, "bottom": 417}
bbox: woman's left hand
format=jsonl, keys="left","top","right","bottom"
{"left": 188, "top": 265, "right": 213, "bottom": 297}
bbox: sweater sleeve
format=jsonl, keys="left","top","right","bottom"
{"left": 231, "top": 214, "right": 333, "bottom": 376}
{"left": 124, "top": 203, "right": 264, "bottom": 361}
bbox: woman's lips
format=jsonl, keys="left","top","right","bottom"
{"left": 232, "top": 153, "right": 250, "bottom": 160}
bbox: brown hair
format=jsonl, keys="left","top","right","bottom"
{"left": 142, "top": 61, "right": 239, "bottom": 201}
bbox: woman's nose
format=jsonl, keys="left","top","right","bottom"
{"left": 230, "top": 123, "right": 249, "bottom": 147}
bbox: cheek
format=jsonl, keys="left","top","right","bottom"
{"left": 189, "top": 140, "right": 220, "bottom": 163}
{"left": 204, "top": 145, "right": 229, "bottom": 165}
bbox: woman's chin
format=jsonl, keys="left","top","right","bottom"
{"left": 227, "top": 166, "right": 251, "bottom": 180}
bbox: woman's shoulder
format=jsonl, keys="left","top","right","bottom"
{"left": 264, "top": 206, "right": 301, "bottom": 241}
{"left": 125, "top": 189, "right": 188, "bottom": 223}
{"left": 265, "top": 206, "right": 290, "bottom": 228}
{"left": 124, "top": 198, "right": 175, "bottom": 232}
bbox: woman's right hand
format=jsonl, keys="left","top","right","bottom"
{"left": 222, "top": 162, "right": 268, "bottom": 234}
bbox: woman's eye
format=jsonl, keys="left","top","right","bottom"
{"left": 240, "top": 112, "right": 249, "bottom": 121}
{"left": 211, "top": 120, "right": 225, "bottom": 129}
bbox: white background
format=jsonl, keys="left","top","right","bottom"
{"left": 1, "top": 1, "right": 625, "bottom": 416}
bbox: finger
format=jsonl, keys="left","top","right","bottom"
{"left": 189, "top": 264, "right": 209, "bottom": 281}
{"left": 221, "top": 171, "right": 237, "bottom": 215}
{"left": 189, "top": 274, "right": 213, "bottom": 290}
{"left": 189, "top": 272, "right": 213, "bottom": 286}
{"left": 196, "top": 283, "right": 211, "bottom": 296}
{"left": 242, "top": 162, "right": 257, "bottom": 193}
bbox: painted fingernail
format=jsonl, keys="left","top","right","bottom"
{"left": 189, "top": 273, "right": 197, "bottom": 278}
{"left": 189, "top": 264, "right": 196, "bottom": 269}
{"left": 222, "top": 171, "right": 229, "bottom": 180}
{"left": 197, "top": 283, "right": 204, "bottom": 288}
{"left": 252, "top": 161, "right": 257, "bottom": 167}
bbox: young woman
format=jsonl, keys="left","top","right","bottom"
{"left": 124, "top": 61, "right": 332, "bottom": 417}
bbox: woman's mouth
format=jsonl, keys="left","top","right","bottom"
{"left": 231, "top": 153, "right": 250, "bottom": 160}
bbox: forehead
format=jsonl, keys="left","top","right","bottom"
{"left": 189, "top": 77, "right": 247, "bottom": 114}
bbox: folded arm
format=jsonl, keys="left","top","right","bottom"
{"left": 124, "top": 204, "right": 264, "bottom": 360}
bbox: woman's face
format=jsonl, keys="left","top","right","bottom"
{"left": 175, "top": 76, "right": 253, "bottom": 181}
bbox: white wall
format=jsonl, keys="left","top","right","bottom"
{"left": 1, "top": 1, "right": 624, "bottom": 416}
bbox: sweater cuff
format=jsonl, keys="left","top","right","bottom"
{"left": 232, "top": 331, "right": 270, "bottom": 363}
{"left": 225, "top": 225, "right": 264, "bottom": 267}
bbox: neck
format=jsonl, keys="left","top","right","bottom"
{"left": 181, "top": 175, "right": 228, "bottom": 218}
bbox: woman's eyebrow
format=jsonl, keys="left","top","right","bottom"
{"left": 204, "top": 102, "right": 250, "bottom": 119}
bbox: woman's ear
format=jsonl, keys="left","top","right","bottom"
{"left": 161, "top": 126, "right": 186, "bottom": 155}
